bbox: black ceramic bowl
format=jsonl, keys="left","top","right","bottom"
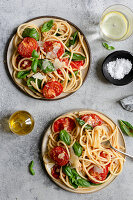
{"left": 102, "top": 51, "right": 133, "bottom": 86}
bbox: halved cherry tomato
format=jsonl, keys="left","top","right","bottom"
{"left": 43, "top": 81, "right": 63, "bottom": 99}
{"left": 20, "top": 59, "right": 32, "bottom": 69}
{"left": 50, "top": 146, "right": 69, "bottom": 166}
{"left": 81, "top": 114, "right": 104, "bottom": 128}
{"left": 43, "top": 41, "right": 65, "bottom": 58}
{"left": 89, "top": 165, "right": 109, "bottom": 184}
{"left": 70, "top": 60, "right": 84, "bottom": 70}
{"left": 53, "top": 117, "right": 76, "bottom": 132}
{"left": 51, "top": 165, "right": 61, "bottom": 179}
{"left": 18, "top": 37, "right": 38, "bottom": 57}
{"left": 57, "top": 58, "right": 69, "bottom": 75}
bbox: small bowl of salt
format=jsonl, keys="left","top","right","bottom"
{"left": 102, "top": 51, "right": 133, "bottom": 85}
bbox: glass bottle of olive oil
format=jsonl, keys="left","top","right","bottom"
{"left": 9, "top": 111, "right": 34, "bottom": 135}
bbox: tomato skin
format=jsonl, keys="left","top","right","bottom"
{"left": 53, "top": 117, "right": 76, "bottom": 133}
{"left": 20, "top": 59, "right": 32, "bottom": 69}
{"left": 57, "top": 58, "right": 69, "bottom": 75}
{"left": 50, "top": 146, "right": 69, "bottom": 166}
{"left": 88, "top": 151, "right": 109, "bottom": 184}
{"left": 89, "top": 165, "right": 109, "bottom": 184}
{"left": 16, "top": 55, "right": 23, "bottom": 65}
{"left": 42, "top": 81, "right": 63, "bottom": 99}
{"left": 18, "top": 37, "right": 38, "bottom": 57}
{"left": 81, "top": 114, "right": 104, "bottom": 128}
{"left": 51, "top": 165, "right": 61, "bottom": 179}
{"left": 43, "top": 41, "right": 65, "bottom": 58}
{"left": 70, "top": 60, "right": 84, "bottom": 70}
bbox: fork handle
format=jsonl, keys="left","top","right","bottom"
{"left": 111, "top": 146, "right": 133, "bottom": 160}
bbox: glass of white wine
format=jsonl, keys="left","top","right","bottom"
{"left": 100, "top": 4, "right": 133, "bottom": 41}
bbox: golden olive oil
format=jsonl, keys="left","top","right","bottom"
{"left": 9, "top": 111, "right": 34, "bottom": 135}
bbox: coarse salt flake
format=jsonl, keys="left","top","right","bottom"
{"left": 106, "top": 58, "right": 132, "bottom": 80}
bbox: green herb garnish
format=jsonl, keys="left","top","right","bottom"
{"left": 64, "top": 51, "right": 86, "bottom": 61}
{"left": 62, "top": 165, "right": 91, "bottom": 188}
{"left": 73, "top": 141, "right": 83, "bottom": 157}
{"left": 41, "top": 20, "right": 53, "bottom": 32}
{"left": 59, "top": 130, "right": 71, "bottom": 145}
{"left": 119, "top": 120, "right": 133, "bottom": 137}
{"left": 76, "top": 118, "right": 93, "bottom": 130}
{"left": 29, "top": 160, "right": 35, "bottom": 175}
{"left": 22, "top": 28, "right": 39, "bottom": 41}
{"left": 17, "top": 70, "right": 30, "bottom": 79}
{"left": 102, "top": 42, "right": 115, "bottom": 50}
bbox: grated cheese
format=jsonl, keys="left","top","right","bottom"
{"left": 32, "top": 72, "right": 46, "bottom": 80}
{"left": 53, "top": 58, "right": 66, "bottom": 69}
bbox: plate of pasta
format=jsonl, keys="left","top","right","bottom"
{"left": 42, "top": 110, "right": 125, "bottom": 193}
{"left": 7, "top": 16, "right": 90, "bottom": 100}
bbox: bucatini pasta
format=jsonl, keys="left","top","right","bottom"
{"left": 43, "top": 110, "right": 125, "bottom": 191}
{"left": 11, "top": 19, "right": 89, "bottom": 99}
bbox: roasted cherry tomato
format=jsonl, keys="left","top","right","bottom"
{"left": 43, "top": 41, "right": 65, "bottom": 58}
{"left": 89, "top": 165, "right": 109, "bottom": 184}
{"left": 16, "top": 55, "right": 23, "bottom": 65}
{"left": 43, "top": 81, "right": 63, "bottom": 99}
{"left": 20, "top": 59, "right": 32, "bottom": 69}
{"left": 70, "top": 60, "right": 84, "bottom": 70}
{"left": 51, "top": 164, "right": 61, "bottom": 179}
{"left": 18, "top": 37, "right": 38, "bottom": 57}
{"left": 57, "top": 58, "right": 69, "bottom": 75}
{"left": 53, "top": 117, "right": 76, "bottom": 132}
{"left": 81, "top": 114, "right": 104, "bottom": 128}
{"left": 50, "top": 146, "right": 69, "bottom": 166}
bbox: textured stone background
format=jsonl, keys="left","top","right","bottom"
{"left": 0, "top": 0, "right": 133, "bottom": 199}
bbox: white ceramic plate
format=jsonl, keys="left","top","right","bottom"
{"left": 42, "top": 109, "right": 126, "bottom": 193}
{"left": 6, "top": 16, "right": 91, "bottom": 100}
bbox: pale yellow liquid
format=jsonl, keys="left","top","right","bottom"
{"left": 100, "top": 11, "right": 129, "bottom": 40}
{"left": 9, "top": 111, "right": 34, "bottom": 135}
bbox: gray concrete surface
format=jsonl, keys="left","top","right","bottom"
{"left": 0, "top": 0, "right": 133, "bottom": 199}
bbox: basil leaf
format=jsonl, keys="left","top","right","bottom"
{"left": 121, "top": 120, "right": 133, "bottom": 130}
{"left": 32, "top": 49, "right": 39, "bottom": 58}
{"left": 37, "top": 79, "right": 42, "bottom": 89}
{"left": 27, "top": 77, "right": 36, "bottom": 92}
{"left": 76, "top": 118, "right": 93, "bottom": 130}
{"left": 76, "top": 177, "right": 91, "bottom": 187}
{"left": 31, "top": 58, "right": 38, "bottom": 73}
{"left": 37, "top": 59, "right": 43, "bottom": 68}
{"left": 69, "top": 71, "right": 78, "bottom": 78}
{"left": 27, "top": 77, "right": 35, "bottom": 86}
{"left": 64, "top": 51, "right": 86, "bottom": 61}
{"left": 102, "top": 42, "right": 115, "bottom": 50}
{"left": 69, "top": 177, "right": 78, "bottom": 189}
{"left": 56, "top": 33, "right": 61, "bottom": 36}
{"left": 27, "top": 77, "right": 42, "bottom": 91}
{"left": 38, "top": 59, "right": 55, "bottom": 73}
{"left": 63, "top": 166, "right": 91, "bottom": 188}
{"left": 119, "top": 120, "right": 133, "bottom": 137}
{"left": 73, "top": 141, "right": 83, "bottom": 157}
{"left": 17, "top": 70, "right": 30, "bottom": 79}
{"left": 59, "top": 130, "right": 71, "bottom": 145}
{"left": 41, "top": 20, "right": 53, "bottom": 32}
{"left": 62, "top": 165, "right": 73, "bottom": 177}
{"left": 22, "top": 28, "right": 39, "bottom": 41}
{"left": 66, "top": 31, "right": 78, "bottom": 47}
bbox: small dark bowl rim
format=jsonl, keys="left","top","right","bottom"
{"left": 102, "top": 50, "right": 133, "bottom": 86}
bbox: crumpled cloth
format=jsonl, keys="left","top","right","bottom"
{"left": 120, "top": 96, "right": 133, "bottom": 112}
